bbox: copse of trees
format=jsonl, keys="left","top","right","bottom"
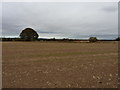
{"left": 89, "top": 37, "right": 98, "bottom": 42}
{"left": 20, "top": 28, "right": 39, "bottom": 41}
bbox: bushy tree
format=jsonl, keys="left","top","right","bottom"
{"left": 20, "top": 28, "right": 39, "bottom": 41}
{"left": 89, "top": 37, "right": 98, "bottom": 42}
{"left": 115, "top": 37, "right": 120, "bottom": 41}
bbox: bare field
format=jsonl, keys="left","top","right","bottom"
{"left": 2, "top": 41, "right": 118, "bottom": 88}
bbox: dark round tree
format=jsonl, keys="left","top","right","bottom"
{"left": 115, "top": 37, "right": 120, "bottom": 41}
{"left": 20, "top": 28, "right": 39, "bottom": 41}
{"left": 89, "top": 37, "right": 98, "bottom": 43}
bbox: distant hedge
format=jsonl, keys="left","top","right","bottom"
{"left": 1, "top": 38, "right": 22, "bottom": 41}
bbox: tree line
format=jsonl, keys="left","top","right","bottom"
{"left": 1, "top": 28, "right": 120, "bottom": 42}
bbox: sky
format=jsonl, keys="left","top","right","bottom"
{"left": 1, "top": 2, "right": 118, "bottom": 39}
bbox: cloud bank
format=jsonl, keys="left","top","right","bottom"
{"left": 2, "top": 2, "right": 118, "bottom": 39}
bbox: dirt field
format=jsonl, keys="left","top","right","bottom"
{"left": 2, "top": 41, "right": 118, "bottom": 88}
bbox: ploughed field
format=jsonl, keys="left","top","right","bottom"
{"left": 2, "top": 41, "right": 118, "bottom": 88}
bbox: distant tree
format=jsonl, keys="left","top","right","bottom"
{"left": 89, "top": 37, "right": 98, "bottom": 42}
{"left": 52, "top": 38, "right": 56, "bottom": 41}
{"left": 115, "top": 37, "right": 120, "bottom": 41}
{"left": 20, "top": 28, "right": 39, "bottom": 41}
{"left": 62, "top": 38, "right": 69, "bottom": 41}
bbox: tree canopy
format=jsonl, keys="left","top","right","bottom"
{"left": 89, "top": 37, "right": 98, "bottom": 42}
{"left": 20, "top": 28, "right": 39, "bottom": 41}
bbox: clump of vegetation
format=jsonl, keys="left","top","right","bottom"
{"left": 52, "top": 38, "right": 56, "bottom": 41}
{"left": 62, "top": 38, "right": 69, "bottom": 41}
{"left": 115, "top": 37, "right": 120, "bottom": 41}
{"left": 20, "top": 28, "right": 39, "bottom": 41}
{"left": 89, "top": 37, "right": 98, "bottom": 42}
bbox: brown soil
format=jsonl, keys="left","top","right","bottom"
{"left": 2, "top": 41, "right": 118, "bottom": 88}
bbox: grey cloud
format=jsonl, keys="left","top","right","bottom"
{"left": 2, "top": 2, "right": 118, "bottom": 39}
{"left": 0, "top": 3, "right": 2, "bottom": 35}
{"left": 102, "top": 6, "right": 117, "bottom": 12}
{"left": 40, "top": 31, "right": 59, "bottom": 34}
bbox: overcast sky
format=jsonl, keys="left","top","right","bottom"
{"left": 2, "top": 2, "right": 118, "bottom": 39}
